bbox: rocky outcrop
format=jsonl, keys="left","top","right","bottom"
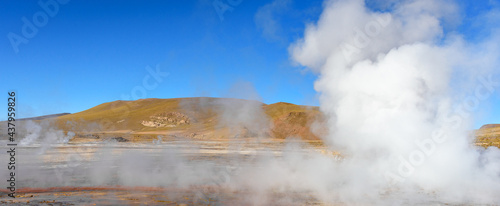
{"left": 141, "top": 112, "right": 193, "bottom": 128}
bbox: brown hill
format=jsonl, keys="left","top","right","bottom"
{"left": 17, "top": 113, "right": 71, "bottom": 121}
{"left": 44, "top": 97, "right": 326, "bottom": 142}
{"left": 476, "top": 124, "right": 500, "bottom": 148}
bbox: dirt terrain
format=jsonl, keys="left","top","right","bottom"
{"left": 0, "top": 140, "right": 335, "bottom": 205}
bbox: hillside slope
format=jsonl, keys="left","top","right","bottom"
{"left": 49, "top": 97, "right": 325, "bottom": 142}
{"left": 476, "top": 124, "right": 500, "bottom": 148}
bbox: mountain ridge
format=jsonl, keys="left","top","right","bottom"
{"left": 1, "top": 97, "right": 498, "bottom": 147}
{"left": 46, "top": 97, "right": 326, "bottom": 142}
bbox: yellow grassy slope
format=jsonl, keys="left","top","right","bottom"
{"left": 52, "top": 97, "right": 324, "bottom": 141}
{"left": 475, "top": 124, "right": 500, "bottom": 148}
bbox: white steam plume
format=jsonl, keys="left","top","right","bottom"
{"left": 290, "top": 0, "right": 500, "bottom": 204}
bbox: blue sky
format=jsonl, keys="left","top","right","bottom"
{"left": 1, "top": 0, "right": 498, "bottom": 128}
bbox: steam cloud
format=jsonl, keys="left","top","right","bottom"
{"left": 290, "top": 0, "right": 500, "bottom": 204}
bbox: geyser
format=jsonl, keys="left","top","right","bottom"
{"left": 290, "top": 0, "right": 500, "bottom": 204}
